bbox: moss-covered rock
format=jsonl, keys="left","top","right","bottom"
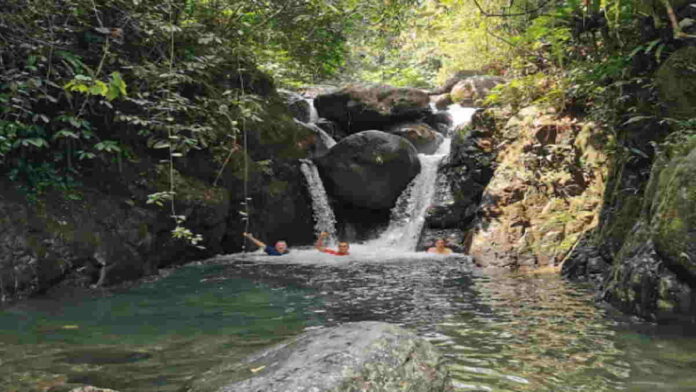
{"left": 656, "top": 46, "right": 696, "bottom": 120}
{"left": 599, "top": 133, "right": 696, "bottom": 321}
{"left": 649, "top": 137, "right": 696, "bottom": 278}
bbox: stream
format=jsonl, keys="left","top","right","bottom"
{"left": 2, "top": 257, "right": 696, "bottom": 391}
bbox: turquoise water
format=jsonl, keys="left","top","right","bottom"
{"left": 2, "top": 259, "right": 696, "bottom": 392}
{"left": 0, "top": 264, "right": 324, "bottom": 391}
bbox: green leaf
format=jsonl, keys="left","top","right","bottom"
{"left": 88, "top": 81, "right": 108, "bottom": 96}
{"left": 94, "top": 140, "right": 121, "bottom": 153}
{"left": 53, "top": 129, "right": 79, "bottom": 140}
{"left": 23, "top": 137, "right": 49, "bottom": 148}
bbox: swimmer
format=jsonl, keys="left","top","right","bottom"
{"left": 242, "top": 232, "right": 289, "bottom": 256}
{"left": 427, "top": 238, "right": 453, "bottom": 255}
{"left": 315, "top": 231, "right": 350, "bottom": 256}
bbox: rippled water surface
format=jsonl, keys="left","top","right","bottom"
{"left": 2, "top": 255, "right": 696, "bottom": 391}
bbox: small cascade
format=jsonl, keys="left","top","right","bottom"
{"left": 299, "top": 158, "right": 337, "bottom": 244}
{"left": 366, "top": 138, "right": 452, "bottom": 251}
{"left": 306, "top": 98, "right": 319, "bottom": 123}
{"left": 315, "top": 125, "right": 336, "bottom": 150}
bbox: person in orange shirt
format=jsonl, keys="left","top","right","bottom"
{"left": 315, "top": 231, "right": 350, "bottom": 256}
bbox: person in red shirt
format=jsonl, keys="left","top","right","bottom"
{"left": 315, "top": 231, "right": 350, "bottom": 256}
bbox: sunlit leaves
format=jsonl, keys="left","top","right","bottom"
{"left": 64, "top": 72, "right": 127, "bottom": 101}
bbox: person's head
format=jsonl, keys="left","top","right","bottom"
{"left": 338, "top": 241, "right": 350, "bottom": 254}
{"left": 434, "top": 238, "right": 447, "bottom": 249}
{"left": 275, "top": 241, "right": 288, "bottom": 253}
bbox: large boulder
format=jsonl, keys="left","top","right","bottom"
{"left": 387, "top": 122, "right": 444, "bottom": 154}
{"left": 656, "top": 46, "right": 696, "bottom": 119}
{"left": 316, "top": 131, "right": 421, "bottom": 209}
{"left": 450, "top": 76, "right": 506, "bottom": 106}
{"left": 314, "top": 84, "right": 431, "bottom": 134}
{"left": 187, "top": 322, "right": 451, "bottom": 392}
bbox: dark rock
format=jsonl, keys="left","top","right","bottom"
{"left": 316, "top": 131, "right": 421, "bottom": 210}
{"left": 424, "top": 111, "right": 454, "bottom": 135}
{"left": 387, "top": 122, "right": 444, "bottom": 154}
{"left": 561, "top": 231, "right": 610, "bottom": 286}
{"left": 278, "top": 89, "right": 311, "bottom": 123}
{"left": 314, "top": 84, "right": 431, "bottom": 134}
{"left": 187, "top": 322, "right": 451, "bottom": 392}
{"left": 315, "top": 118, "right": 349, "bottom": 141}
{"left": 656, "top": 46, "right": 696, "bottom": 119}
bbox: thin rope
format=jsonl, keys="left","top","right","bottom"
{"left": 167, "top": 0, "right": 177, "bottom": 221}
{"left": 238, "top": 45, "right": 250, "bottom": 253}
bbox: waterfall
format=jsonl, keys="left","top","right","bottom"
{"left": 364, "top": 104, "right": 475, "bottom": 252}
{"left": 295, "top": 103, "right": 475, "bottom": 257}
{"left": 366, "top": 139, "right": 452, "bottom": 251}
{"left": 306, "top": 98, "right": 319, "bottom": 123}
{"left": 300, "top": 159, "right": 337, "bottom": 244}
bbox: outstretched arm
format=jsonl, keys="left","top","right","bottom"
{"left": 243, "top": 232, "right": 266, "bottom": 249}
{"left": 315, "top": 231, "right": 328, "bottom": 251}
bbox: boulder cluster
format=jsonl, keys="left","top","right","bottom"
{"left": 287, "top": 84, "right": 453, "bottom": 214}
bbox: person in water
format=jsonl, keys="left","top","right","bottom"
{"left": 427, "top": 238, "right": 453, "bottom": 255}
{"left": 242, "top": 232, "right": 289, "bottom": 256}
{"left": 315, "top": 231, "right": 350, "bottom": 256}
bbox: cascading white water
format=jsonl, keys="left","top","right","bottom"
{"left": 299, "top": 158, "right": 337, "bottom": 244}
{"left": 238, "top": 104, "right": 475, "bottom": 262}
{"left": 306, "top": 98, "right": 319, "bottom": 123}
{"left": 366, "top": 138, "right": 452, "bottom": 251}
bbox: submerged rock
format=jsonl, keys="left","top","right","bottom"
{"left": 314, "top": 84, "right": 431, "bottom": 134}
{"left": 316, "top": 131, "right": 421, "bottom": 210}
{"left": 187, "top": 321, "right": 450, "bottom": 392}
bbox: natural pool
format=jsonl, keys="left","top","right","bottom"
{"left": 1, "top": 255, "right": 695, "bottom": 392}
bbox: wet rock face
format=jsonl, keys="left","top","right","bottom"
{"left": 387, "top": 122, "right": 444, "bottom": 154}
{"left": 0, "top": 171, "right": 230, "bottom": 300}
{"left": 314, "top": 84, "right": 431, "bottom": 134}
{"left": 316, "top": 131, "right": 421, "bottom": 210}
{"left": 188, "top": 322, "right": 451, "bottom": 392}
